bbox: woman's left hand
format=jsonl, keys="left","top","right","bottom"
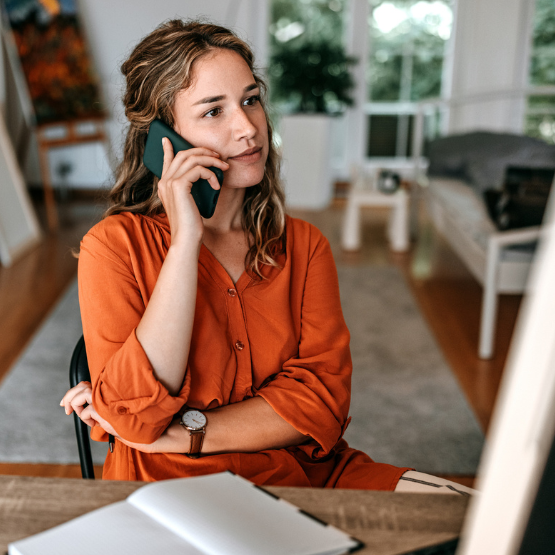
{"left": 60, "top": 381, "right": 118, "bottom": 437}
{"left": 61, "top": 383, "right": 188, "bottom": 454}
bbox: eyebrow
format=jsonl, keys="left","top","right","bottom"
{"left": 192, "top": 83, "right": 259, "bottom": 106}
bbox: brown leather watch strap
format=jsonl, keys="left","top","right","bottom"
{"left": 188, "top": 430, "right": 205, "bottom": 459}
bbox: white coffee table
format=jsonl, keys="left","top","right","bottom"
{"left": 341, "top": 186, "right": 410, "bottom": 252}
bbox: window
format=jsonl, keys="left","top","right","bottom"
{"left": 526, "top": 0, "right": 555, "bottom": 144}
{"left": 368, "top": 0, "right": 451, "bottom": 102}
{"left": 269, "top": 0, "right": 349, "bottom": 113}
{"left": 366, "top": 0, "right": 453, "bottom": 157}
{"left": 268, "top": 0, "right": 454, "bottom": 160}
{"left": 270, "top": 0, "right": 346, "bottom": 48}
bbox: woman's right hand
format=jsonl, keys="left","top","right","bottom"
{"left": 157, "top": 137, "right": 228, "bottom": 246}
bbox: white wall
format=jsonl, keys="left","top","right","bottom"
{"left": 13, "top": 0, "right": 270, "bottom": 188}
{"left": 447, "top": 0, "right": 534, "bottom": 134}
{"left": 2, "top": 0, "right": 541, "bottom": 187}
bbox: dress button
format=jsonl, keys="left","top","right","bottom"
{"left": 227, "top": 288, "right": 237, "bottom": 297}
{"left": 235, "top": 340, "right": 244, "bottom": 351}
{"left": 117, "top": 406, "right": 128, "bottom": 415}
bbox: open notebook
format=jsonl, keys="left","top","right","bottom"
{"left": 9, "top": 472, "right": 362, "bottom": 555}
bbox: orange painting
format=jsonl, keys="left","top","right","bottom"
{"left": 4, "top": 0, "right": 104, "bottom": 124}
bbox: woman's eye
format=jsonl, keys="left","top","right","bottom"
{"left": 244, "top": 95, "right": 260, "bottom": 106}
{"left": 204, "top": 107, "right": 222, "bottom": 118}
{"left": 203, "top": 95, "right": 259, "bottom": 118}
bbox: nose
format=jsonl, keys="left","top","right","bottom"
{"left": 231, "top": 105, "right": 257, "bottom": 143}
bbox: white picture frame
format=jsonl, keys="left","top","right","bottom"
{"left": 459, "top": 183, "right": 555, "bottom": 554}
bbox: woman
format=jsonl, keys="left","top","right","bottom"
{"left": 61, "top": 19, "right": 471, "bottom": 494}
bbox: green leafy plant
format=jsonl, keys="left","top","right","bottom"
{"left": 269, "top": 42, "right": 357, "bottom": 114}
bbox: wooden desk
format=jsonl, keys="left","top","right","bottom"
{"left": 0, "top": 475, "right": 469, "bottom": 555}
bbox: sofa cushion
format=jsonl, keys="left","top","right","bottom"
{"left": 427, "top": 178, "right": 535, "bottom": 262}
{"left": 427, "top": 177, "right": 495, "bottom": 252}
{"left": 426, "top": 133, "right": 482, "bottom": 178}
{"left": 427, "top": 131, "right": 555, "bottom": 195}
{"left": 466, "top": 147, "right": 555, "bottom": 194}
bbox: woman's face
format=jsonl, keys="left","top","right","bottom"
{"left": 172, "top": 48, "right": 269, "bottom": 190}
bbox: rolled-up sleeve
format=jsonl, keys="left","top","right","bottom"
{"left": 256, "top": 232, "right": 352, "bottom": 458}
{"left": 79, "top": 230, "right": 190, "bottom": 443}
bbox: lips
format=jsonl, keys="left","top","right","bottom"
{"left": 230, "top": 146, "right": 262, "bottom": 159}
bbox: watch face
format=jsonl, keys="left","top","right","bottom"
{"left": 182, "top": 410, "right": 206, "bottom": 430}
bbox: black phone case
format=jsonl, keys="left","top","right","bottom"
{"left": 143, "top": 118, "right": 223, "bottom": 219}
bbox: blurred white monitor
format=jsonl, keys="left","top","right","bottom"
{"left": 458, "top": 181, "right": 555, "bottom": 555}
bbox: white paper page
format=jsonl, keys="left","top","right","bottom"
{"left": 128, "top": 472, "right": 358, "bottom": 555}
{"left": 9, "top": 500, "right": 206, "bottom": 555}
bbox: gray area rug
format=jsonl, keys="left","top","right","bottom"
{"left": 0, "top": 281, "right": 108, "bottom": 464}
{"left": 340, "top": 266, "right": 484, "bottom": 474}
{"left": 0, "top": 268, "right": 484, "bottom": 473}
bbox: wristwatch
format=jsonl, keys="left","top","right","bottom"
{"left": 180, "top": 409, "right": 207, "bottom": 459}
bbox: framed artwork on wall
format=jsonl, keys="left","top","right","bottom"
{"left": 1, "top": 0, "right": 108, "bottom": 231}
{"left": 2, "top": 0, "right": 104, "bottom": 125}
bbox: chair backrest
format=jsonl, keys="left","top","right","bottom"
{"left": 69, "top": 335, "right": 95, "bottom": 479}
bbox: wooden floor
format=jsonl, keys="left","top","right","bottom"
{"left": 0, "top": 199, "right": 103, "bottom": 384}
{"left": 0, "top": 193, "right": 522, "bottom": 489}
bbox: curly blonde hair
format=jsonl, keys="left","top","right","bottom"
{"left": 106, "top": 19, "right": 286, "bottom": 278}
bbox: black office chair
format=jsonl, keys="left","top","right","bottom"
{"left": 69, "top": 335, "right": 96, "bottom": 479}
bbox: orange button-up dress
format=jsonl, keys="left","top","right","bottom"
{"left": 78, "top": 212, "right": 409, "bottom": 489}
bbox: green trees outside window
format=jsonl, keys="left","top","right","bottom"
{"left": 269, "top": 0, "right": 555, "bottom": 149}
{"left": 527, "top": 0, "right": 555, "bottom": 144}
{"left": 368, "top": 0, "right": 452, "bottom": 103}
{"left": 366, "top": 0, "right": 452, "bottom": 156}
{"left": 269, "top": 0, "right": 356, "bottom": 114}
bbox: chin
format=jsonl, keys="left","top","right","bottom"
{"left": 225, "top": 167, "right": 266, "bottom": 189}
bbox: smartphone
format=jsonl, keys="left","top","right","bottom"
{"left": 143, "top": 118, "right": 223, "bottom": 219}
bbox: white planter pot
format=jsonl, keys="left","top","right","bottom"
{"left": 279, "top": 114, "right": 334, "bottom": 210}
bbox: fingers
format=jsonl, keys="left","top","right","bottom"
{"left": 168, "top": 163, "right": 223, "bottom": 191}
{"left": 160, "top": 141, "right": 228, "bottom": 185}
{"left": 60, "top": 381, "right": 92, "bottom": 416}
{"left": 89, "top": 408, "right": 119, "bottom": 437}
{"left": 60, "top": 382, "right": 121, "bottom": 438}
{"left": 172, "top": 152, "right": 228, "bottom": 177}
{"left": 78, "top": 404, "right": 98, "bottom": 428}
{"left": 158, "top": 163, "right": 223, "bottom": 211}
{"left": 161, "top": 137, "right": 174, "bottom": 177}
{"left": 79, "top": 404, "right": 113, "bottom": 434}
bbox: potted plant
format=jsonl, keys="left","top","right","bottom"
{"left": 270, "top": 42, "right": 357, "bottom": 209}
